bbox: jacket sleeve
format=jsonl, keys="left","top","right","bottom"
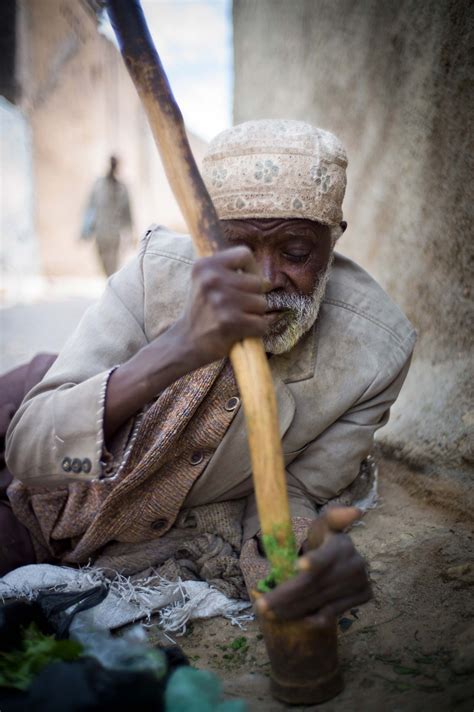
{"left": 5, "top": 245, "right": 149, "bottom": 486}
{"left": 242, "top": 351, "right": 413, "bottom": 543}
{"left": 285, "top": 355, "right": 413, "bottom": 505}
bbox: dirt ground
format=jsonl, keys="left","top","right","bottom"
{"left": 149, "top": 459, "right": 474, "bottom": 712}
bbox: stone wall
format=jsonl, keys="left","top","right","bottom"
{"left": 233, "top": 0, "right": 473, "bottom": 480}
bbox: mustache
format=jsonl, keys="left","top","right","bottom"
{"left": 265, "top": 290, "right": 314, "bottom": 312}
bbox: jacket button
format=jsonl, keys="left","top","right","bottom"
{"left": 61, "top": 457, "right": 72, "bottom": 472}
{"left": 190, "top": 450, "right": 204, "bottom": 466}
{"left": 225, "top": 396, "right": 240, "bottom": 412}
{"left": 82, "top": 458, "right": 92, "bottom": 473}
{"left": 71, "top": 458, "right": 82, "bottom": 473}
{"left": 151, "top": 518, "right": 167, "bottom": 531}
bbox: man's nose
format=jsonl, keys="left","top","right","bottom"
{"left": 258, "top": 254, "right": 287, "bottom": 293}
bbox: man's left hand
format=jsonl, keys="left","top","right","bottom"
{"left": 255, "top": 507, "right": 372, "bottom": 626}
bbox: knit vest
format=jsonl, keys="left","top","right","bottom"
{"left": 9, "top": 360, "right": 240, "bottom": 564}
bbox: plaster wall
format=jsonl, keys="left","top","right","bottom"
{"left": 0, "top": 97, "right": 39, "bottom": 302}
{"left": 233, "top": 0, "right": 473, "bottom": 478}
{"left": 11, "top": 0, "right": 206, "bottom": 281}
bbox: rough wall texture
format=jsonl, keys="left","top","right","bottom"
{"left": 8, "top": 0, "right": 207, "bottom": 282}
{"left": 0, "top": 97, "right": 39, "bottom": 301}
{"left": 233, "top": 0, "right": 473, "bottom": 480}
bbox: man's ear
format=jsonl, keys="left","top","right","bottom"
{"left": 331, "top": 220, "right": 347, "bottom": 243}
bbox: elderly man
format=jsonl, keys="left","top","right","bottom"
{"left": 5, "top": 120, "right": 415, "bottom": 623}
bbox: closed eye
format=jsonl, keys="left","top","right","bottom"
{"left": 282, "top": 252, "right": 310, "bottom": 263}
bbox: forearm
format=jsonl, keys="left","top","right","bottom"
{"left": 105, "top": 245, "right": 268, "bottom": 444}
{"left": 104, "top": 320, "right": 202, "bottom": 444}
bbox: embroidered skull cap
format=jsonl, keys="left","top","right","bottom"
{"left": 202, "top": 119, "right": 348, "bottom": 227}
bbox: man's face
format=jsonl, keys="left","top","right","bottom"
{"left": 220, "top": 218, "right": 334, "bottom": 354}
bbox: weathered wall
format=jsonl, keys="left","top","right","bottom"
{"left": 8, "top": 0, "right": 206, "bottom": 283}
{"left": 233, "top": 0, "right": 473, "bottom": 479}
{"left": 0, "top": 97, "right": 39, "bottom": 302}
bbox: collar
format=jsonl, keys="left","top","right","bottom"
{"left": 269, "top": 322, "right": 319, "bottom": 384}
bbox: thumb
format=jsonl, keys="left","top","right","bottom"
{"left": 326, "top": 506, "right": 362, "bottom": 532}
{"left": 306, "top": 506, "right": 362, "bottom": 550}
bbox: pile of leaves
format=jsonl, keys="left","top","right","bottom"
{"left": 0, "top": 623, "right": 83, "bottom": 691}
{"left": 0, "top": 620, "right": 246, "bottom": 711}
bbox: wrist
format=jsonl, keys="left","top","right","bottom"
{"left": 163, "top": 318, "right": 205, "bottom": 373}
{"left": 104, "top": 321, "right": 201, "bottom": 442}
{"left": 134, "top": 320, "right": 202, "bottom": 395}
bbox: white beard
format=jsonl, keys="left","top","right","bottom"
{"left": 263, "top": 261, "right": 332, "bottom": 355}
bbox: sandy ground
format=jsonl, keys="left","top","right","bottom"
{"left": 150, "top": 461, "right": 474, "bottom": 711}
{"left": 2, "top": 300, "right": 473, "bottom": 710}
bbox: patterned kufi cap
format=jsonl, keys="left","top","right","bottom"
{"left": 202, "top": 119, "right": 348, "bottom": 227}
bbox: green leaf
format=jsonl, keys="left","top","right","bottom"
{"left": 0, "top": 623, "right": 83, "bottom": 691}
{"left": 256, "top": 523, "right": 299, "bottom": 592}
{"left": 230, "top": 637, "right": 247, "bottom": 651}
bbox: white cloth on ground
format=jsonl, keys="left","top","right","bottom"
{"left": 0, "top": 564, "right": 252, "bottom": 635}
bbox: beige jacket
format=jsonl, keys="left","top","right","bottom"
{"left": 6, "top": 226, "right": 416, "bottom": 541}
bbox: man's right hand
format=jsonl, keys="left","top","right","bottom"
{"left": 172, "top": 246, "right": 267, "bottom": 368}
{"left": 104, "top": 246, "right": 267, "bottom": 443}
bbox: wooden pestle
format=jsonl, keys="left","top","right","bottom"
{"left": 106, "top": 0, "right": 295, "bottom": 576}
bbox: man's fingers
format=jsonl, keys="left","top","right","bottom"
{"left": 312, "top": 588, "right": 373, "bottom": 628}
{"left": 257, "top": 575, "right": 371, "bottom": 623}
{"left": 298, "top": 531, "right": 352, "bottom": 573}
{"left": 217, "top": 288, "right": 266, "bottom": 316}
{"left": 255, "top": 571, "right": 316, "bottom": 620}
{"left": 305, "top": 507, "right": 362, "bottom": 550}
{"left": 258, "top": 551, "right": 365, "bottom": 621}
{"left": 326, "top": 506, "right": 362, "bottom": 532}
{"left": 256, "top": 541, "right": 338, "bottom": 617}
{"left": 226, "top": 270, "right": 265, "bottom": 294}
{"left": 255, "top": 510, "right": 368, "bottom": 624}
{"left": 211, "top": 245, "right": 261, "bottom": 275}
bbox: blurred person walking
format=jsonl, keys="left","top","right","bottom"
{"left": 81, "top": 156, "right": 134, "bottom": 276}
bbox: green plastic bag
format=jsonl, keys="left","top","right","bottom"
{"left": 165, "top": 667, "right": 247, "bottom": 712}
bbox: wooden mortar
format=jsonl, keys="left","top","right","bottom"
{"left": 253, "top": 590, "right": 343, "bottom": 705}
